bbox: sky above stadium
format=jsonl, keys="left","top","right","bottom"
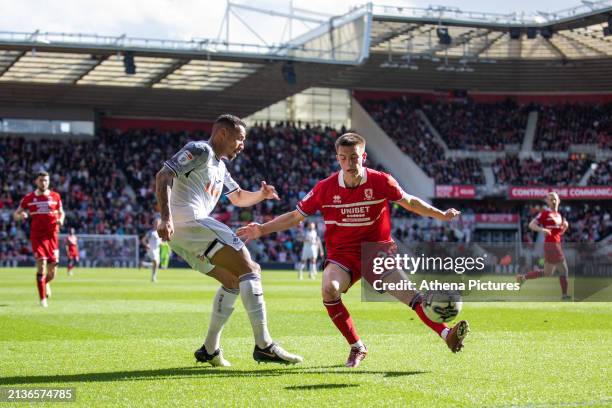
{"left": 0, "top": 0, "right": 587, "bottom": 44}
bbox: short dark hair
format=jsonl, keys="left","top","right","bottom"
{"left": 36, "top": 171, "right": 49, "bottom": 178}
{"left": 335, "top": 132, "right": 366, "bottom": 151}
{"left": 214, "top": 114, "right": 246, "bottom": 130}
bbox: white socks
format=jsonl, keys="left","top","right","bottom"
{"left": 239, "top": 273, "right": 273, "bottom": 349}
{"left": 204, "top": 286, "right": 239, "bottom": 352}
{"left": 350, "top": 340, "right": 365, "bottom": 350}
{"left": 441, "top": 327, "right": 450, "bottom": 340}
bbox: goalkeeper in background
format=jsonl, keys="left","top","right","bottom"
{"left": 159, "top": 241, "right": 171, "bottom": 269}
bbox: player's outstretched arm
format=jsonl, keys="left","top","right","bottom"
{"left": 228, "top": 181, "right": 279, "bottom": 207}
{"left": 397, "top": 195, "right": 460, "bottom": 221}
{"left": 155, "top": 167, "right": 175, "bottom": 241}
{"left": 237, "top": 210, "right": 305, "bottom": 241}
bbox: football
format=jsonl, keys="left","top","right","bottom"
{"left": 422, "top": 291, "right": 463, "bottom": 323}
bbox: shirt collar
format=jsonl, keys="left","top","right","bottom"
{"left": 338, "top": 167, "right": 367, "bottom": 188}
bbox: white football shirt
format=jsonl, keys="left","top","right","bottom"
{"left": 147, "top": 229, "right": 163, "bottom": 252}
{"left": 304, "top": 229, "right": 318, "bottom": 245}
{"left": 164, "top": 141, "right": 239, "bottom": 223}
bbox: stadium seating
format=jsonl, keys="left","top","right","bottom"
{"left": 492, "top": 155, "right": 592, "bottom": 185}
{"left": 535, "top": 103, "right": 612, "bottom": 150}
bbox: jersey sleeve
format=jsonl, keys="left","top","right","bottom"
{"left": 382, "top": 173, "right": 404, "bottom": 202}
{"left": 19, "top": 194, "right": 31, "bottom": 210}
{"left": 223, "top": 170, "right": 240, "bottom": 196}
{"left": 297, "top": 182, "right": 322, "bottom": 216}
{"left": 534, "top": 211, "right": 546, "bottom": 226}
{"left": 164, "top": 141, "right": 210, "bottom": 177}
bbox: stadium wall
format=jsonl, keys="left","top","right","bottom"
{"left": 100, "top": 117, "right": 213, "bottom": 132}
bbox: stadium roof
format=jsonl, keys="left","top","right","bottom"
{"left": 0, "top": 2, "right": 611, "bottom": 120}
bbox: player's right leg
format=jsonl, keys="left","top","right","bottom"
{"left": 193, "top": 266, "right": 239, "bottom": 367}
{"left": 211, "top": 245, "right": 303, "bottom": 365}
{"left": 322, "top": 262, "right": 366, "bottom": 367}
{"left": 35, "top": 258, "right": 47, "bottom": 307}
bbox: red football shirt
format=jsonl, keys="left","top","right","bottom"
{"left": 534, "top": 209, "right": 565, "bottom": 243}
{"left": 19, "top": 190, "right": 62, "bottom": 238}
{"left": 65, "top": 235, "right": 79, "bottom": 257}
{"left": 297, "top": 168, "right": 404, "bottom": 257}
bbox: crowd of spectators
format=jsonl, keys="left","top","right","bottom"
{"left": 1, "top": 117, "right": 610, "bottom": 265}
{"left": 363, "top": 96, "right": 485, "bottom": 184}
{"left": 422, "top": 98, "right": 528, "bottom": 150}
{"left": 588, "top": 158, "right": 611, "bottom": 186}
{"left": 535, "top": 103, "right": 612, "bottom": 150}
{"left": 492, "top": 154, "right": 592, "bottom": 185}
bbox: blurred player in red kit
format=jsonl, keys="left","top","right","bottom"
{"left": 517, "top": 191, "right": 571, "bottom": 300}
{"left": 238, "top": 133, "right": 469, "bottom": 368}
{"left": 65, "top": 228, "right": 79, "bottom": 276}
{"left": 13, "top": 171, "right": 65, "bottom": 307}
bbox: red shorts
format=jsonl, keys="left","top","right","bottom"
{"left": 325, "top": 242, "right": 398, "bottom": 290}
{"left": 68, "top": 248, "right": 79, "bottom": 261}
{"left": 326, "top": 256, "right": 362, "bottom": 288}
{"left": 544, "top": 242, "right": 565, "bottom": 264}
{"left": 31, "top": 235, "right": 59, "bottom": 263}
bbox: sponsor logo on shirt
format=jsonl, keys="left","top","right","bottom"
{"left": 177, "top": 151, "right": 194, "bottom": 165}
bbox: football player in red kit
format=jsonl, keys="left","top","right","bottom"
{"left": 65, "top": 228, "right": 79, "bottom": 276}
{"left": 517, "top": 192, "right": 570, "bottom": 300}
{"left": 14, "top": 171, "right": 65, "bottom": 307}
{"left": 238, "top": 133, "right": 469, "bottom": 368}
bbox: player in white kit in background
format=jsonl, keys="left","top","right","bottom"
{"left": 142, "top": 219, "right": 163, "bottom": 282}
{"left": 298, "top": 222, "right": 322, "bottom": 280}
{"left": 155, "top": 114, "right": 302, "bottom": 367}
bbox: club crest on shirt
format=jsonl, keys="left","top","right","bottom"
{"left": 364, "top": 188, "right": 373, "bottom": 200}
{"left": 333, "top": 195, "right": 342, "bottom": 204}
{"left": 177, "top": 151, "right": 194, "bottom": 165}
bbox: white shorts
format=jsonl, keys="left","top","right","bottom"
{"left": 301, "top": 244, "right": 318, "bottom": 261}
{"left": 147, "top": 248, "right": 160, "bottom": 264}
{"left": 169, "top": 217, "right": 244, "bottom": 275}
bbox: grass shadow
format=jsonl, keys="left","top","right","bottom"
{"left": 0, "top": 364, "right": 428, "bottom": 385}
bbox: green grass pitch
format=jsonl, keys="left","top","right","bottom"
{"left": 1, "top": 267, "right": 611, "bottom": 407}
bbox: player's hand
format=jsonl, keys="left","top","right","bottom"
{"left": 541, "top": 228, "right": 552, "bottom": 236}
{"left": 237, "top": 222, "right": 263, "bottom": 243}
{"left": 158, "top": 219, "right": 174, "bottom": 241}
{"left": 441, "top": 208, "right": 461, "bottom": 221}
{"left": 260, "top": 181, "right": 280, "bottom": 200}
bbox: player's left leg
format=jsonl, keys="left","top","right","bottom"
{"left": 308, "top": 256, "right": 317, "bottom": 279}
{"left": 322, "top": 262, "right": 366, "bottom": 367}
{"left": 45, "top": 262, "right": 57, "bottom": 299}
{"left": 556, "top": 260, "right": 570, "bottom": 300}
{"left": 378, "top": 269, "right": 469, "bottom": 353}
{"left": 151, "top": 260, "right": 158, "bottom": 282}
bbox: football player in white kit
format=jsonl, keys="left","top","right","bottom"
{"left": 156, "top": 114, "right": 302, "bottom": 367}
{"left": 142, "top": 219, "right": 163, "bottom": 282}
{"left": 298, "top": 222, "right": 321, "bottom": 280}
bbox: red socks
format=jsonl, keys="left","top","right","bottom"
{"left": 323, "top": 299, "right": 360, "bottom": 345}
{"left": 525, "top": 270, "right": 544, "bottom": 280}
{"left": 414, "top": 303, "right": 448, "bottom": 337}
{"left": 36, "top": 274, "right": 46, "bottom": 300}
